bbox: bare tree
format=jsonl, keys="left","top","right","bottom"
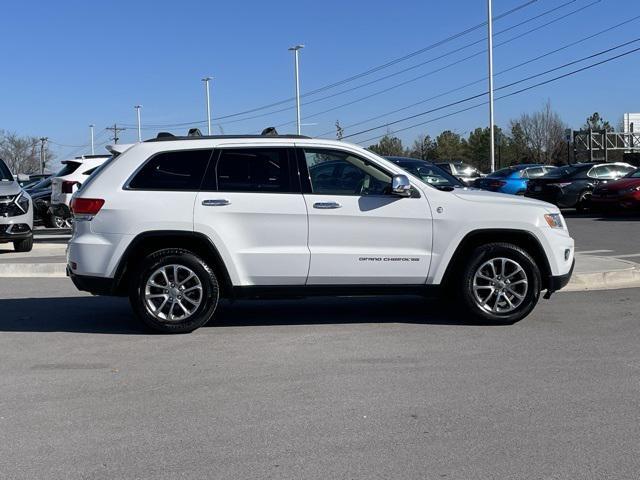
{"left": 516, "top": 100, "right": 567, "bottom": 164}
{"left": 0, "top": 130, "right": 55, "bottom": 174}
{"left": 409, "top": 134, "right": 437, "bottom": 160}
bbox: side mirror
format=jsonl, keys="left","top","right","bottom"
{"left": 391, "top": 174, "right": 411, "bottom": 197}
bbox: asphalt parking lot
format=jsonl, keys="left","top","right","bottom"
{"left": 1, "top": 278, "right": 640, "bottom": 479}
{"left": 1, "top": 215, "right": 639, "bottom": 479}
{"left": 565, "top": 212, "right": 640, "bottom": 257}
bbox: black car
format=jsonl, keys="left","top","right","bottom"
{"left": 386, "top": 157, "right": 465, "bottom": 190}
{"left": 525, "top": 162, "right": 636, "bottom": 211}
{"left": 435, "top": 161, "right": 483, "bottom": 186}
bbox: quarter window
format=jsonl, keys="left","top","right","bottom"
{"left": 128, "top": 149, "right": 213, "bottom": 190}
{"left": 214, "top": 148, "right": 293, "bottom": 193}
{"left": 303, "top": 149, "right": 392, "bottom": 196}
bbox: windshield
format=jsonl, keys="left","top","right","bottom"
{"left": 542, "top": 165, "right": 586, "bottom": 178}
{"left": 392, "top": 159, "right": 463, "bottom": 188}
{"left": 0, "top": 159, "right": 13, "bottom": 181}
{"left": 625, "top": 169, "right": 640, "bottom": 179}
{"left": 488, "top": 167, "right": 517, "bottom": 179}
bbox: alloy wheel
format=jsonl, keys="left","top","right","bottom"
{"left": 472, "top": 257, "right": 529, "bottom": 314}
{"left": 144, "top": 264, "right": 203, "bottom": 322}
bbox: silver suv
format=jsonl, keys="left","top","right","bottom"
{"left": 0, "top": 158, "right": 33, "bottom": 252}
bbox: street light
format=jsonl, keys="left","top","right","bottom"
{"left": 487, "top": 0, "right": 496, "bottom": 172}
{"left": 201, "top": 77, "right": 213, "bottom": 135}
{"left": 134, "top": 105, "right": 142, "bottom": 142}
{"left": 288, "top": 44, "right": 304, "bottom": 135}
{"left": 89, "top": 124, "right": 95, "bottom": 155}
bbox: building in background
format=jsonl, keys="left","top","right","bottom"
{"left": 623, "top": 113, "right": 640, "bottom": 134}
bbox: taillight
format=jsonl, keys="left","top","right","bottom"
{"left": 488, "top": 180, "right": 506, "bottom": 189}
{"left": 70, "top": 198, "right": 105, "bottom": 217}
{"left": 62, "top": 180, "right": 79, "bottom": 194}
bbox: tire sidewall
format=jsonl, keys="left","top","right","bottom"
{"left": 461, "top": 244, "right": 541, "bottom": 324}
{"left": 130, "top": 250, "right": 219, "bottom": 333}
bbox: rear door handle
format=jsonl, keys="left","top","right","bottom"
{"left": 313, "top": 201, "right": 341, "bottom": 209}
{"left": 202, "top": 199, "right": 230, "bottom": 207}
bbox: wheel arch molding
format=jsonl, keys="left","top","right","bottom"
{"left": 440, "top": 228, "right": 552, "bottom": 290}
{"left": 112, "top": 230, "right": 234, "bottom": 297}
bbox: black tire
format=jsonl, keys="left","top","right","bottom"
{"left": 459, "top": 242, "right": 541, "bottom": 324}
{"left": 129, "top": 248, "right": 220, "bottom": 333}
{"left": 575, "top": 190, "right": 591, "bottom": 213}
{"left": 13, "top": 236, "right": 33, "bottom": 253}
{"left": 43, "top": 212, "right": 59, "bottom": 229}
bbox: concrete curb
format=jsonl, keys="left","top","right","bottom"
{"left": 0, "top": 262, "right": 67, "bottom": 278}
{"left": 563, "top": 264, "right": 640, "bottom": 292}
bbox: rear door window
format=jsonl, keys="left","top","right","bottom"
{"left": 206, "top": 148, "right": 295, "bottom": 193}
{"left": 128, "top": 149, "right": 213, "bottom": 190}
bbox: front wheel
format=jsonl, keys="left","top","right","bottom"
{"left": 14, "top": 236, "right": 33, "bottom": 253}
{"left": 129, "top": 248, "right": 220, "bottom": 333}
{"left": 459, "top": 243, "right": 541, "bottom": 324}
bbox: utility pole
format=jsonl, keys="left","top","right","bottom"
{"left": 39, "top": 137, "right": 48, "bottom": 174}
{"left": 487, "top": 0, "right": 496, "bottom": 173}
{"left": 201, "top": 77, "right": 212, "bottom": 135}
{"left": 288, "top": 45, "right": 304, "bottom": 135}
{"left": 89, "top": 124, "right": 95, "bottom": 155}
{"left": 106, "top": 124, "right": 127, "bottom": 144}
{"left": 134, "top": 105, "right": 142, "bottom": 142}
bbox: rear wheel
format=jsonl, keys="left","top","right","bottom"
{"left": 13, "top": 236, "right": 33, "bottom": 253}
{"left": 459, "top": 243, "right": 541, "bottom": 324}
{"left": 129, "top": 248, "right": 219, "bottom": 333}
{"left": 575, "top": 190, "right": 591, "bottom": 213}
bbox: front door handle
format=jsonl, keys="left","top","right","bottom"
{"left": 313, "top": 201, "right": 341, "bottom": 209}
{"left": 202, "top": 199, "right": 230, "bottom": 207}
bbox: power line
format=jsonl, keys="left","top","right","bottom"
{"left": 318, "top": 14, "right": 640, "bottom": 137}
{"left": 354, "top": 45, "right": 640, "bottom": 145}
{"left": 118, "top": 0, "right": 542, "bottom": 129}
{"left": 271, "top": 0, "right": 601, "bottom": 132}
{"left": 188, "top": 0, "right": 597, "bottom": 132}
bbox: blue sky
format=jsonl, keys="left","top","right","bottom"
{"left": 2, "top": 0, "right": 639, "bottom": 164}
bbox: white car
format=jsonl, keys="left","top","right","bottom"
{"left": 67, "top": 132, "right": 575, "bottom": 333}
{"left": 49, "top": 155, "right": 112, "bottom": 228}
{"left": 0, "top": 158, "right": 33, "bottom": 252}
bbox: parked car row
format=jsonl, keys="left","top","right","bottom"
{"left": 524, "top": 162, "right": 636, "bottom": 212}
{"left": 390, "top": 157, "right": 639, "bottom": 213}
{"left": 21, "top": 152, "right": 121, "bottom": 228}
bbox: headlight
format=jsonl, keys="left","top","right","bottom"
{"left": 544, "top": 213, "right": 564, "bottom": 229}
{"left": 15, "top": 192, "right": 29, "bottom": 214}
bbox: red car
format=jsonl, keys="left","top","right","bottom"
{"left": 591, "top": 168, "right": 640, "bottom": 211}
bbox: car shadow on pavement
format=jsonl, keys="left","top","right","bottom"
{"left": 0, "top": 295, "right": 508, "bottom": 334}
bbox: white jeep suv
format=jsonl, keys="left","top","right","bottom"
{"left": 67, "top": 133, "right": 574, "bottom": 333}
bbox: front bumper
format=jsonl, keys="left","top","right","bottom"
{"left": 546, "top": 259, "right": 575, "bottom": 296}
{"left": 0, "top": 224, "right": 32, "bottom": 242}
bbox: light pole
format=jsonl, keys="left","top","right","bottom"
{"left": 89, "top": 124, "right": 95, "bottom": 155}
{"left": 487, "top": 0, "right": 496, "bottom": 173}
{"left": 201, "top": 77, "right": 212, "bottom": 135}
{"left": 288, "top": 45, "right": 304, "bottom": 135}
{"left": 134, "top": 105, "right": 142, "bottom": 142}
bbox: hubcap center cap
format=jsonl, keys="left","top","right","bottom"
{"left": 169, "top": 287, "right": 180, "bottom": 298}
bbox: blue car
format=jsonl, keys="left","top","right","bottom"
{"left": 475, "top": 164, "right": 556, "bottom": 195}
